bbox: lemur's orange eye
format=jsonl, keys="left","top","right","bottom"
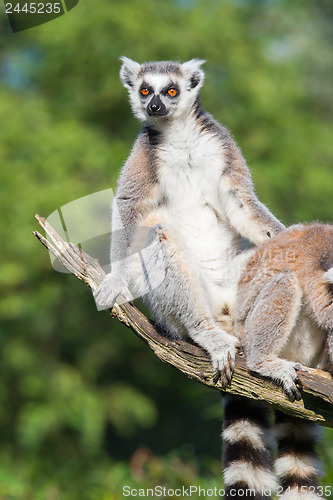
{"left": 141, "top": 88, "right": 150, "bottom": 96}
{"left": 168, "top": 88, "right": 177, "bottom": 96}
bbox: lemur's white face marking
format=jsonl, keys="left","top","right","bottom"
{"left": 120, "top": 57, "right": 205, "bottom": 125}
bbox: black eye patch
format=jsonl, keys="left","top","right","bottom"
{"left": 139, "top": 82, "right": 153, "bottom": 96}
{"left": 161, "top": 83, "right": 180, "bottom": 97}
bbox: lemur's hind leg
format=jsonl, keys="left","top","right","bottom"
{"left": 243, "top": 271, "right": 303, "bottom": 402}
{"left": 133, "top": 219, "right": 238, "bottom": 387}
{"left": 274, "top": 412, "right": 323, "bottom": 500}
{"left": 306, "top": 278, "right": 333, "bottom": 373}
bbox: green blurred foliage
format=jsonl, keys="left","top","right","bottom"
{"left": 0, "top": 0, "right": 333, "bottom": 497}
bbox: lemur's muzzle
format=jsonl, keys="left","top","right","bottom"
{"left": 147, "top": 95, "right": 167, "bottom": 116}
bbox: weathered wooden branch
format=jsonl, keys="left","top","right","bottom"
{"left": 33, "top": 214, "right": 333, "bottom": 427}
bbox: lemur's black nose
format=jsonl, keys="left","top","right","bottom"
{"left": 147, "top": 95, "right": 167, "bottom": 116}
{"left": 150, "top": 103, "right": 160, "bottom": 112}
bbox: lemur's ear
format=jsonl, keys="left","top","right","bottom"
{"left": 120, "top": 57, "right": 141, "bottom": 89}
{"left": 182, "top": 59, "right": 206, "bottom": 91}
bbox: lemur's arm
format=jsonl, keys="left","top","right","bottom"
{"left": 109, "top": 194, "right": 136, "bottom": 271}
{"left": 94, "top": 134, "right": 154, "bottom": 307}
{"left": 220, "top": 135, "right": 285, "bottom": 245}
{"left": 93, "top": 191, "right": 137, "bottom": 308}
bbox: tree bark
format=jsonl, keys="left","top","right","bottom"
{"left": 33, "top": 214, "right": 333, "bottom": 428}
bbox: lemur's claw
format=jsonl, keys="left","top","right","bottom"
{"left": 212, "top": 349, "right": 235, "bottom": 388}
{"left": 282, "top": 367, "right": 303, "bottom": 402}
{"left": 213, "top": 370, "right": 221, "bottom": 385}
{"left": 285, "top": 385, "right": 302, "bottom": 402}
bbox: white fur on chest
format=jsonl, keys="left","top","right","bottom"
{"left": 154, "top": 117, "right": 240, "bottom": 281}
{"left": 157, "top": 117, "right": 223, "bottom": 200}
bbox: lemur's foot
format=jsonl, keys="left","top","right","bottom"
{"left": 250, "top": 359, "right": 303, "bottom": 403}
{"left": 273, "top": 362, "right": 303, "bottom": 402}
{"left": 211, "top": 335, "right": 237, "bottom": 387}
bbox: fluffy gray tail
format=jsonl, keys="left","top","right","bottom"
{"left": 274, "top": 412, "right": 323, "bottom": 498}
{"left": 222, "top": 397, "right": 277, "bottom": 500}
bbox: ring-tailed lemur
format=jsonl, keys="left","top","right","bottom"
{"left": 95, "top": 56, "right": 283, "bottom": 377}
{"left": 228, "top": 223, "right": 333, "bottom": 500}
{"left": 94, "top": 58, "right": 285, "bottom": 497}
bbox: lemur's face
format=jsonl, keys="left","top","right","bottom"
{"left": 120, "top": 58, "right": 205, "bottom": 124}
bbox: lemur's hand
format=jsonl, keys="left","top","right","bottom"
{"left": 93, "top": 273, "right": 133, "bottom": 309}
